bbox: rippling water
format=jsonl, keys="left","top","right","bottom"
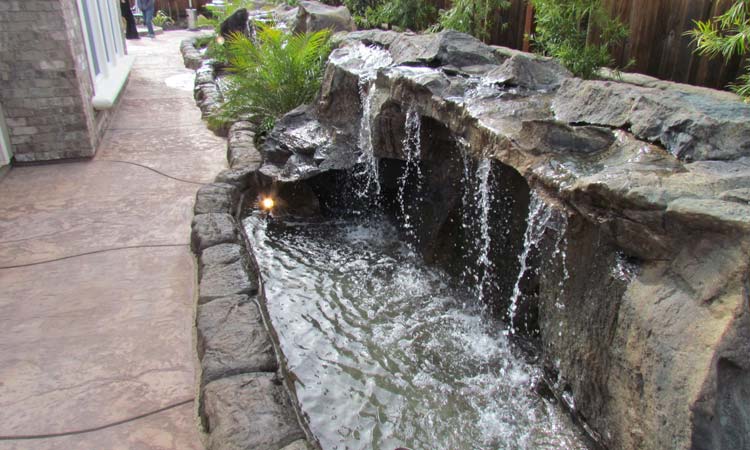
{"left": 244, "top": 213, "right": 588, "bottom": 450}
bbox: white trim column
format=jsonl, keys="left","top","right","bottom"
{"left": 77, "top": 0, "right": 135, "bottom": 110}
{"left": 0, "top": 103, "right": 12, "bottom": 167}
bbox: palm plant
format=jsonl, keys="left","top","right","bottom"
{"left": 686, "top": 0, "right": 750, "bottom": 100}
{"left": 215, "top": 26, "right": 333, "bottom": 130}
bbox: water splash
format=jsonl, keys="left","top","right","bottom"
{"left": 508, "top": 192, "right": 553, "bottom": 334}
{"left": 243, "top": 214, "right": 589, "bottom": 450}
{"left": 612, "top": 252, "right": 639, "bottom": 283}
{"left": 397, "top": 106, "right": 423, "bottom": 244}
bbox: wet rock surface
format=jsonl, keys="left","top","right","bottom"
{"left": 259, "top": 29, "right": 750, "bottom": 450}
{"left": 199, "top": 259, "right": 258, "bottom": 303}
{"left": 202, "top": 373, "right": 306, "bottom": 450}
{"left": 197, "top": 295, "right": 277, "bottom": 384}
{"left": 261, "top": 106, "right": 358, "bottom": 181}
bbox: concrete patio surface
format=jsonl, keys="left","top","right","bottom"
{"left": 0, "top": 31, "right": 225, "bottom": 449}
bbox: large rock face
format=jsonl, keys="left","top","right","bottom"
{"left": 220, "top": 8, "right": 250, "bottom": 38}
{"left": 292, "top": 1, "right": 355, "bottom": 34}
{"left": 259, "top": 30, "right": 750, "bottom": 450}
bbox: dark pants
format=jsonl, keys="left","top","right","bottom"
{"left": 143, "top": 7, "right": 155, "bottom": 37}
{"left": 120, "top": 1, "right": 140, "bottom": 39}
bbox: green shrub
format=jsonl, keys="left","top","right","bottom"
{"left": 434, "top": 0, "right": 510, "bottom": 43}
{"left": 195, "top": 0, "right": 258, "bottom": 65}
{"left": 366, "top": 0, "right": 436, "bottom": 31}
{"left": 687, "top": 0, "right": 750, "bottom": 101}
{"left": 194, "top": 34, "right": 215, "bottom": 49}
{"left": 215, "top": 26, "right": 333, "bottom": 130}
{"left": 530, "top": 0, "right": 629, "bottom": 79}
{"left": 196, "top": 0, "right": 256, "bottom": 29}
{"left": 152, "top": 10, "right": 175, "bottom": 27}
{"left": 342, "top": 0, "right": 382, "bottom": 16}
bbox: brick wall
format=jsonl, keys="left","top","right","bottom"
{"left": 0, "top": 0, "right": 108, "bottom": 163}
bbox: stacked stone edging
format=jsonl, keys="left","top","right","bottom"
{"left": 181, "top": 38, "right": 226, "bottom": 135}
{"left": 181, "top": 38, "right": 204, "bottom": 70}
{"left": 182, "top": 38, "right": 316, "bottom": 450}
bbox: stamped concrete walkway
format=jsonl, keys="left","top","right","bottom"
{"left": 0, "top": 31, "right": 224, "bottom": 449}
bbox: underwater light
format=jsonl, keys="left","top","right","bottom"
{"left": 261, "top": 197, "right": 275, "bottom": 210}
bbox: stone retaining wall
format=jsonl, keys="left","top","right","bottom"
{"left": 182, "top": 38, "right": 317, "bottom": 450}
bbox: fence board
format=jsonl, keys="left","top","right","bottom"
{"left": 428, "top": 0, "right": 744, "bottom": 90}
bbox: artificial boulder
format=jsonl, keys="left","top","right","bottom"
{"left": 292, "top": 1, "right": 355, "bottom": 34}
{"left": 196, "top": 295, "right": 277, "bottom": 384}
{"left": 202, "top": 373, "right": 306, "bottom": 450}
{"left": 258, "top": 29, "right": 750, "bottom": 450}
{"left": 552, "top": 78, "right": 750, "bottom": 161}
{"left": 220, "top": 8, "right": 249, "bottom": 38}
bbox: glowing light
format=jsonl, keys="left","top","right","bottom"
{"left": 216, "top": 36, "right": 225, "bottom": 45}
{"left": 261, "top": 197, "right": 275, "bottom": 210}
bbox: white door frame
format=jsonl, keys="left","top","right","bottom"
{"left": 0, "top": 103, "right": 12, "bottom": 167}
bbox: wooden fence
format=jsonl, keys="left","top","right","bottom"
{"left": 147, "top": 0, "right": 745, "bottom": 90}
{"left": 601, "top": 0, "right": 744, "bottom": 90}
{"left": 449, "top": 0, "right": 745, "bottom": 90}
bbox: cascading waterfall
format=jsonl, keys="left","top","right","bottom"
{"left": 508, "top": 192, "right": 553, "bottom": 334}
{"left": 397, "top": 106, "right": 423, "bottom": 244}
{"left": 474, "top": 158, "right": 494, "bottom": 305}
{"left": 551, "top": 219, "right": 570, "bottom": 312}
{"left": 333, "top": 44, "right": 392, "bottom": 200}
{"left": 456, "top": 138, "right": 498, "bottom": 307}
{"left": 356, "top": 81, "right": 381, "bottom": 198}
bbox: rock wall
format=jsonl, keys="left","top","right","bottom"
{"left": 260, "top": 30, "right": 750, "bottom": 450}
{"left": 183, "top": 38, "right": 318, "bottom": 450}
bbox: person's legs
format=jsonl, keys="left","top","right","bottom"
{"left": 144, "top": 7, "right": 154, "bottom": 37}
{"left": 121, "top": 1, "right": 140, "bottom": 39}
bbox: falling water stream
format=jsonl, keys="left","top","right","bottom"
{"left": 397, "top": 106, "right": 423, "bottom": 244}
{"left": 244, "top": 214, "right": 588, "bottom": 450}
{"left": 508, "top": 192, "right": 554, "bottom": 333}
{"left": 336, "top": 44, "right": 392, "bottom": 199}
{"left": 474, "top": 158, "right": 494, "bottom": 305}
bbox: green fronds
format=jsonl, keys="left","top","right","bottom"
{"left": 687, "top": 0, "right": 750, "bottom": 101}
{"left": 214, "top": 26, "right": 333, "bottom": 130}
{"left": 733, "top": 65, "right": 750, "bottom": 100}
